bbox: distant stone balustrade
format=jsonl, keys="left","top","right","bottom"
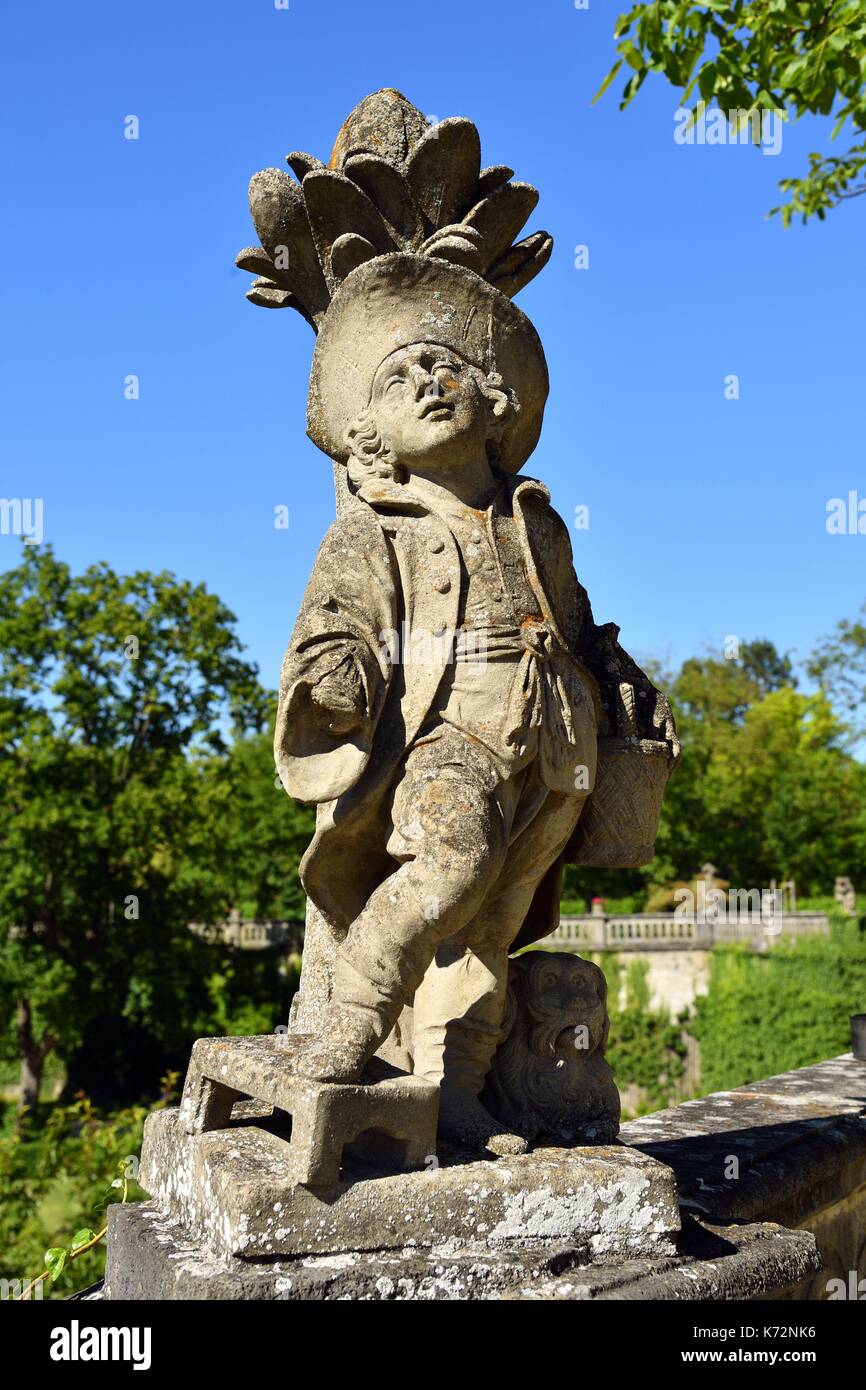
{"left": 188, "top": 915, "right": 304, "bottom": 952}
{"left": 549, "top": 911, "right": 830, "bottom": 952}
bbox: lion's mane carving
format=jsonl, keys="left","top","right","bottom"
{"left": 481, "top": 951, "right": 620, "bottom": 1144}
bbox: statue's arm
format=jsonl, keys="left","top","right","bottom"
{"left": 275, "top": 506, "right": 397, "bottom": 802}
{"left": 285, "top": 631, "right": 379, "bottom": 737}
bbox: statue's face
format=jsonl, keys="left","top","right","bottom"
{"left": 368, "top": 343, "right": 491, "bottom": 472}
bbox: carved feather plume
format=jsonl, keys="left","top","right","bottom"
{"left": 237, "top": 88, "right": 553, "bottom": 329}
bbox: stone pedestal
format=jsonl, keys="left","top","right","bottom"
{"left": 108, "top": 945, "right": 678, "bottom": 1296}
{"left": 102, "top": 1056, "right": 866, "bottom": 1301}
{"left": 102, "top": 1198, "right": 818, "bottom": 1302}
{"left": 140, "top": 1102, "right": 680, "bottom": 1263}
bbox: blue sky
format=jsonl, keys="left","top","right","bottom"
{"left": 1, "top": 0, "right": 863, "bottom": 694}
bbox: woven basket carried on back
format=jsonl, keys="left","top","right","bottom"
{"left": 565, "top": 733, "right": 675, "bottom": 868}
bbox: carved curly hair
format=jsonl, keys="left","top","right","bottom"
{"left": 344, "top": 366, "right": 521, "bottom": 488}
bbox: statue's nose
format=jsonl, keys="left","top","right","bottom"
{"left": 410, "top": 366, "right": 438, "bottom": 400}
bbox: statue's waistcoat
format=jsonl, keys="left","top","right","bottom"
{"left": 275, "top": 472, "right": 602, "bottom": 932}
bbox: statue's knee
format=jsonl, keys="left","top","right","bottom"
{"left": 393, "top": 771, "right": 504, "bottom": 876}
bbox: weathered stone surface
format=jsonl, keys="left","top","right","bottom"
{"left": 166, "top": 87, "right": 682, "bottom": 1218}
{"left": 328, "top": 89, "right": 429, "bottom": 176}
{"left": 405, "top": 117, "right": 481, "bottom": 228}
{"left": 106, "top": 1057, "right": 866, "bottom": 1301}
{"left": 306, "top": 252, "right": 549, "bottom": 471}
{"left": 622, "top": 1053, "right": 866, "bottom": 1301}
{"left": 142, "top": 1104, "right": 679, "bottom": 1261}
{"left": 238, "top": 89, "right": 553, "bottom": 326}
{"left": 834, "top": 874, "right": 856, "bottom": 914}
{"left": 103, "top": 1201, "right": 818, "bottom": 1302}
{"left": 246, "top": 168, "right": 329, "bottom": 324}
{"left": 179, "top": 1035, "right": 438, "bottom": 1187}
{"left": 108, "top": 1056, "right": 866, "bottom": 1301}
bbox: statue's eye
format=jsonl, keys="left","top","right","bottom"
{"left": 384, "top": 376, "right": 404, "bottom": 393}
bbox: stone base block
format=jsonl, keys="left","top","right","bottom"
{"left": 140, "top": 1105, "right": 681, "bottom": 1261}
{"left": 180, "top": 1035, "right": 439, "bottom": 1187}
{"left": 103, "top": 1201, "right": 820, "bottom": 1302}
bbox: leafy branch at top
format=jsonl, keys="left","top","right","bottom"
{"left": 595, "top": 1, "right": 866, "bottom": 222}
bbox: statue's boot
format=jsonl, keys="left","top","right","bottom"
{"left": 435, "top": 1090, "right": 528, "bottom": 1157}
{"left": 412, "top": 946, "right": 528, "bottom": 1157}
{"left": 292, "top": 958, "right": 398, "bottom": 1084}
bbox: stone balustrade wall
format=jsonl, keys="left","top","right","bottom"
{"left": 550, "top": 911, "right": 830, "bottom": 952}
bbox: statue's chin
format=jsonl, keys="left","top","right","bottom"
{"left": 397, "top": 420, "right": 483, "bottom": 472}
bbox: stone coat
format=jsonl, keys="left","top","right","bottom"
{"left": 275, "top": 471, "right": 663, "bottom": 941}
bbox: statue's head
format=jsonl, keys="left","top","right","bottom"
{"left": 239, "top": 92, "right": 555, "bottom": 488}
{"left": 306, "top": 254, "right": 548, "bottom": 486}
{"left": 344, "top": 342, "right": 520, "bottom": 485}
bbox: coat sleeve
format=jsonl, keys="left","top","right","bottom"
{"left": 274, "top": 503, "right": 398, "bottom": 804}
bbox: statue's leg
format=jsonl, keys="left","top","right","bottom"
{"left": 412, "top": 941, "right": 524, "bottom": 1154}
{"left": 412, "top": 784, "right": 583, "bottom": 1152}
{"left": 293, "top": 743, "right": 511, "bottom": 1083}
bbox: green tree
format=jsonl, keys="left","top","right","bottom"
{"left": 208, "top": 733, "right": 315, "bottom": 920}
{"left": 0, "top": 546, "right": 273, "bottom": 1105}
{"left": 645, "top": 640, "right": 862, "bottom": 893}
{"left": 597, "top": 2, "right": 866, "bottom": 223}
{"left": 806, "top": 600, "right": 866, "bottom": 731}
{"left": 673, "top": 638, "right": 793, "bottom": 725}
{"left": 566, "top": 631, "right": 864, "bottom": 905}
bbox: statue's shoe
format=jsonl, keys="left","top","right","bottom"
{"left": 289, "top": 1016, "right": 373, "bottom": 1084}
{"left": 437, "top": 1091, "right": 528, "bottom": 1157}
{"left": 291, "top": 1043, "right": 363, "bottom": 1084}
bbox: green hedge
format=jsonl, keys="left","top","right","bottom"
{"left": 691, "top": 921, "right": 866, "bottom": 1094}
{"left": 591, "top": 956, "right": 688, "bottom": 1114}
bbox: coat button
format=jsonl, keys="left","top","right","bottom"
{"left": 428, "top": 537, "right": 445, "bottom": 553}
{"left": 470, "top": 530, "right": 483, "bottom": 543}
{"left": 434, "top": 577, "right": 451, "bottom": 594}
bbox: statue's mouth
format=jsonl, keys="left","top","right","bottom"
{"left": 418, "top": 399, "right": 453, "bottom": 421}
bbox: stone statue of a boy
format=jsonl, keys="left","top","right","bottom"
{"left": 238, "top": 91, "right": 678, "bottom": 1154}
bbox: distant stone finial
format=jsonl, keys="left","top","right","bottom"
{"left": 236, "top": 88, "right": 553, "bottom": 330}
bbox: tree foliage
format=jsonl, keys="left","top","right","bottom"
{"left": 593, "top": 957, "right": 688, "bottom": 1112}
{"left": 806, "top": 599, "right": 866, "bottom": 728}
{"left": 0, "top": 1092, "right": 151, "bottom": 1299}
{"left": 597, "top": 1, "right": 866, "bottom": 222}
{"left": 0, "top": 547, "right": 298, "bottom": 1103}
{"left": 567, "top": 626, "right": 866, "bottom": 906}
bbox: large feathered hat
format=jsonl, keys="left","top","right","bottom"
{"left": 238, "top": 88, "right": 551, "bottom": 471}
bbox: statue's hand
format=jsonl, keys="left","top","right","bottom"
{"left": 310, "top": 656, "right": 366, "bottom": 736}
